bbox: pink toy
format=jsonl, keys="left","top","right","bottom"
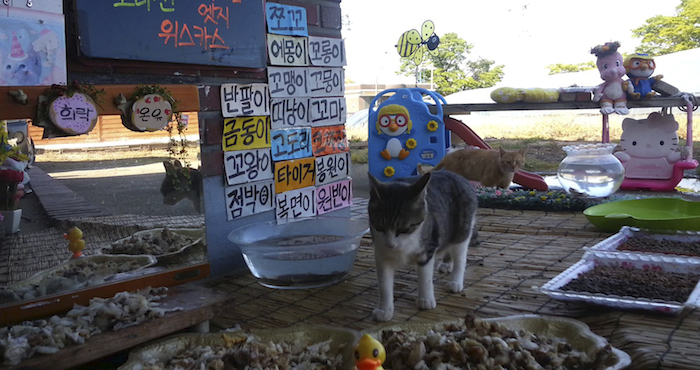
{"left": 590, "top": 41, "right": 629, "bottom": 115}
{"left": 614, "top": 112, "right": 682, "bottom": 179}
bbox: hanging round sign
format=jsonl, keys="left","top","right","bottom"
{"left": 130, "top": 94, "right": 173, "bottom": 132}
{"left": 48, "top": 92, "right": 100, "bottom": 135}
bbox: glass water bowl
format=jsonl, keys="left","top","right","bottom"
{"left": 557, "top": 143, "right": 625, "bottom": 198}
{"left": 228, "top": 216, "right": 369, "bottom": 289}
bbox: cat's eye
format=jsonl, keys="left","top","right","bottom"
{"left": 396, "top": 228, "right": 409, "bottom": 235}
{"left": 5, "top": 65, "right": 10, "bottom": 70}
{"left": 632, "top": 141, "right": 637, "bottom": 146}
{"left": 18, "top": 64, "right": 25, "bottom": 70}
{"left": 660, "top": 141, "right": 665, "bottom": 146}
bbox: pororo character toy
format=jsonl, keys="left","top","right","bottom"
{"left": 624, "top": 53, "right": 663, "bottom": 100}
{"left": 376, "top": 104, "right": 412, "bottom": 160}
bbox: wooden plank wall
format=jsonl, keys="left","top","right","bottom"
{"left": 28, "top": 113, "right": 200, "bottom": 147}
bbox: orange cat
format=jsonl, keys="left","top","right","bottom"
{"left": 431, "top": 147, "right": 525, "bottom": 188}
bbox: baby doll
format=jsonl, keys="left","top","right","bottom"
{"left": 623, "top": 53, "right": 663, "bottom": 100}
{"left": 590, "top": 41, "right": 629, "bottom": 115}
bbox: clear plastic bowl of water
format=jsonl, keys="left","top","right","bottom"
{"left": 228, "top": 216, "right": 369, "bottom": 289}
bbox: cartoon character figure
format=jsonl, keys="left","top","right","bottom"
{"left": 590, "top": 41, "right": 629, "bottom": 115}
{"left": 624, "top": 53, "right": 663, "bottom": 100}
{"left": 353, "top": 334, "right": 385, "bottom": 370}
{"left": 376, "top": 104, "right": 412, "bottom": 160}
{"left": 2, "top": 32, "right": 41, "bottom": 86}
{"left": 614, "top": 112, "right": 682, "bottom": 179}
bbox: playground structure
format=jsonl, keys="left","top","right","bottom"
{"left": 368, "top": 87, "right": 698, "bottom": 192}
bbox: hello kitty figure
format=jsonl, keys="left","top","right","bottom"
{"left": 614, "top": 112, "right": 682, "bottom": 179}
{"left": 590, "top": 41, "right": 629, "bottom": 115}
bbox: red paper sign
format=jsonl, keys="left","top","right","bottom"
{"left": 311, "top": 125, "right": 348, "bottom": 156}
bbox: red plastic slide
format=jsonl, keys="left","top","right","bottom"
{"left": 444, "top": 116, "right": 549, "bottom": 191}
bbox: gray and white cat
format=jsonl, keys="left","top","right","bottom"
{"left": 368, "top": 170, "right": 479, "bottom": 322}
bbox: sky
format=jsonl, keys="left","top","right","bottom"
{"left": 341, "top": 0, "right": 682, "bottom": 86}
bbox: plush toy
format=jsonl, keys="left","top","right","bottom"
{"left": 590, "top": 41, "right": 629, "bottom": 115}
{"left": 623, "top": 53, "right": 663, "bottom": 100}
{"left": 490, "top": 87, "right": 559, "bottom": 104}
{"left": 614, "top": 112, "right": 683, "bottom": 179}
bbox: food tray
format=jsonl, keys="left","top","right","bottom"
{"left": 587, "top": 226, "right": 700, "bottom": 262}
{"left": 102, "top": 227, "right": 205, "bottom": 258}
{"left": 583, "top": 198, "right": 700, "bottom": 232}
{"left": 118, "top": 325, "right": 359, "bottom": 370}
{"left": 366, "top": 315, "right": 630, "bottom": 370}
{"left": 539, "top": 251, "right": 700, "bottom": 314}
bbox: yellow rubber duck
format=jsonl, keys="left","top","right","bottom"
{"left": 353, "top": 334, "right": 386, "bottom": 370}
{"left": 64, "top": 227, "right": 85, "bottom": 258}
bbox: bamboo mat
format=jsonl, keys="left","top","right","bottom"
{"left": 207, "top": 207, "right": 699, "bottom": 370}
{"left": 0, "top": 214, "right": 206, "bottom": 285}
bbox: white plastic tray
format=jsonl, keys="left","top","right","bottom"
{"left": 586, "top": 226, "right": 700, "bottom": 262}
{"left": 539, "top": 250, "right": 700, "bottom": 314}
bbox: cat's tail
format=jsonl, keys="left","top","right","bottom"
{"left": 433, "top": 162, "right": 445, "bottom": 171}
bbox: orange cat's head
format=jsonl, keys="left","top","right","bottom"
{"left": 498, "top": 147, "right": 526, "bottom": 172}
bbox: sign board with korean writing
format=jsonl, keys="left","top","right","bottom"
{"left": 221, "top": 84, "right": 270, "bottom": 118}
{"left": 316, "top": 178, "right": 352, "bottom": 215}
{"left": 312, "top": 125, "right": 348, "bottom": 156}
{"left": 268, "top": 67, "right": 308, "bottom": 98}
{"left": 307, "top": 67, "right": 344, "bottom": 97}
{"left": 308, "top": 36, "right": 346, "bottom": 67}
{"left": 74, "top": 0, "right": 266, "bottom": 68}
{"left": 270, "top": 98, "right": 310, "bottom": 129}
{"left": 315, "top": 152, "right": 351, "bottom": 186}
{"left": 225, "top": 179, "right": 275, "bottom": 221}
{"left": 274, "top": 157, "right": 315, "bottom": 194}
{"left": 49, "top": 93, "right": 99, "bottom": 135}
{"left": 224, "top": 148, "right": 273, "bottom": 186}
{"left": 267, "top": 34, "right": 309, "bottom": 66}
{"left": 309, "top": 97, "right": 346, "bottom": 127}
{"left": 130, "top": 94, "right": 172, "bottom": 132}
{"left": 270, "top": 127, "right": 312, "bottom": 161}
{"left": 265, "top": 3, "right": 308, "bottom": 37}
{"left": 222, "top": 116, "right": 271, "bottom": 152}
{"left": 275, "top": 186, "right": 316, "bottom": 219}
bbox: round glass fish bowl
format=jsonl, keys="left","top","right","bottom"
{"left": 228, "top": 216, "right": 369, "bottom": 289}
{"left": 557, "top": 143, "right": 625, "bottom": 198}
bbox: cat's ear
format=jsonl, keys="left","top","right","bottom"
{"left": 163, "top": 161, "right": 173, "bottom": 171}
{"left": 499, "top": 147, "right": 506, "bottom": 156}
{"left": 368, "top": 172, "right": 383, "bottom": 200}
{"left": 518, "top": 147, "right": 526, "bottom": 155}
{"left": 173, "top": 159, "right": 183, "bottom": 168}
{"left": 408, "top": 172, "right": 431, "bottom": 199}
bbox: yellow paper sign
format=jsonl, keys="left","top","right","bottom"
{"left": 222, "top": 116, "right": 270, "bottom": 151}
{"left": 274, "top": 157, "right": 316, "bottom": 194}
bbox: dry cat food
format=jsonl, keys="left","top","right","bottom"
{"left": 105, "top": 227, "right": 197, "bottom": 256}
{"left": 381, "top": 313, "right": 614, "bottom": 370}
{"left": 139, "top": 334, "right": 343, "bottom": 370}
{"left": 0, "top": 258, "right": 148, "bottom": 304}
{"left": 0, "top": 287, "right": 176, "bottom": 366}
{"left": 562, "top": 265, "right": 699, "bottom": 302}
{"left": 618, "top": 236, "right": 700, "bottom": 257}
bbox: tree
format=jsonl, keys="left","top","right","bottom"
{"left": 632, "top": 0, "right": 700, "bottom": 55}
{"left": 546, "top": 62, "right": 596, "bottom": 75}
{"left": 396, "top": 33, "right": 504, "bottom": 96}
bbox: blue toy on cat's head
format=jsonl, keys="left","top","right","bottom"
{"left": 368, "top": 88, "right": 448, "bottom": 181}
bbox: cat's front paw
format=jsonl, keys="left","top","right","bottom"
{"left": 446, "top": 280, "right": 464, "bottom": 293}
{"left": 437, "top": 261, "right": 453, "bottom": 274}
{"left": 416, "top": 296, "right": 436, "bottom": 310}
{"left": 372, "top": 307, "right": 394, "bottom": 322}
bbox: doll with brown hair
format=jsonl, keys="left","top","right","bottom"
{"left": 428, "top": 147, "right": 525, "bottom": 188}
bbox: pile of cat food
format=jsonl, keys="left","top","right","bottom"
{"left": 380, "top": 313, "right": 614, "bottom": 370}
{"left": 0, "top": 258, "right": 151, "bottom": 304}
{"left": 137, "top": 334, "right": 343, "bottom": 370}
{"left": 561, "top": 265, "right": 699, "bottom": 302}
{"left": 0, "top": 287, "right": 177, "bottom": 366}
{"left": 103, "top": 227, "right": 198, "bottom": 256}
{"left": 618, "top": 236, "right": 700, "bottom": 257}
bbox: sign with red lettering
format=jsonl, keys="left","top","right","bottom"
{"left": 316, "top": 178, "right": 352, "bottom": 215}
{"left": 308, "top": 36, "right": 346, "bottom": 67}
{"left": 221, "top": 84, "right": 270, "bottom": 118}
{"left": 267, "top": 34, "right": 309, "bottom": 66}
{"left": 225, "top": 179, "right": 275, "bottom": 220}
{"left": 224, "top": 148, "right": 273, "bottom": 186}
{"left": 274, "top": 157, "right": 315, "bottom": 193}
{"left": 275, "top": 186, "right": 316, "bottom": 219}
{"left": 312, "top": 125, "right": 348, "bottom": 156}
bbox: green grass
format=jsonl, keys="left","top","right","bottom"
{"left": 523, "top": 158, "right": 559, "bottom": 172}
{"left": 351, "top": 148, "right": 368, "bottom": 164}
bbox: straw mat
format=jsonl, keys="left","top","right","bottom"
{"left": 208, "top": 207, "right": 699, "bottom": 370}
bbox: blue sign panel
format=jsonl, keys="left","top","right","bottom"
{"left": 265, "top": 2, "right": 308, "bottom": 36}
{"left": 270, "top": 127, "right": 312, "bottom": 161}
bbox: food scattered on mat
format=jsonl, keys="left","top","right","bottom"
{"left": 104, "top": 227, "right": 198, "bottom": 256}
{"left": 562, "top": 265, "right": 699, "bottom": 302}
{"left": 0, "top": 257, "right": 152, "bottom": 304}
{"left": 380, "top": 313, "right": 614, "bottom": 370}
{"left": 139, "top": 333, "right": 344, "bottom": 370}
{"left": 619, "top": 236, "right": 700, "bottom": 257}
{"left": 0, "top": 287, "right": 178, "bottom": 366}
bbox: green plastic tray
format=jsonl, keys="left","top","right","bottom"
{"left": 583, "top": 198, "right": 700, "bottom": 232}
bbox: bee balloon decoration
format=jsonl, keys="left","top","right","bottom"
{"left": 396, "top": 20, "right": 440, "bottom": 66}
